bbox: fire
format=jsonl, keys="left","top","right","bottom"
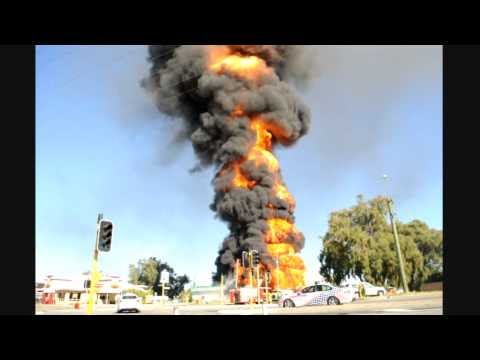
{"left": 275, "top": 183, "right": 295, "bottom": 208}
{"left": 231, "top": 105, "right": 246, "bottom": 117}
{"left": 232, "top": 163, "right": 256, "bottom": 189}
{"left": 209, "top": 46, "right": 306, "bottom": 290}
{"left": 266, "top": 219, "right": 300, "bottom": 244}
{"left": 208, "top": 46, "right": 272, "bottom": 81}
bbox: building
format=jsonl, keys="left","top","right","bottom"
{"left": 35, "top": 282, "right": 45, "bottom": 303}
{"left": 42, "top": 276, "right": 85, "bottom": 304}
{"left": 191, "top": 285, "right": 224, "bottom": 304}
{"left": 39, "top": 274, "right": 148, "bottom": 305}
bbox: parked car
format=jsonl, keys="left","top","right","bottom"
{"left": 117, "top": 293, "right": 142, "bottom": 313}
{"left": 362, "top": 282, "right": 387, "bottom": 297}
{"left": 279, "top": 284, "right": 356, "bottom": 308}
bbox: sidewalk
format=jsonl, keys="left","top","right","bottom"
{"left": 36, "top": 303, "right": 117, "bottom": 313}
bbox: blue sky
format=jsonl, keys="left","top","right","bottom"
{"left": 36, "top": 45, "right": 443, "bottom": 285}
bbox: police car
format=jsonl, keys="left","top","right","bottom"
{"left": 279, "top": 283, "right": 356, "bottom": 308}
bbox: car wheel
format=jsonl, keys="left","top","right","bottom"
{"left": 283, "top": 299, "right": 295, "bottom": 308}
{"left": 378, "top": 291, "right": 384, "bottom": 297}
{"left": 327, "top": 297, "right": 340, "bottom": 305}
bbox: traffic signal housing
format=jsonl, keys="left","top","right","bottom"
{"left": 84, "top": 280, "right": 91, "bottom": 289}
{"left": 252, "top": 250, "right": 261, "bottom": 267}
{"left": 97, "top": 220, "right": 113, "bottom": 252}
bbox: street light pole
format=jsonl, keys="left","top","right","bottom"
{"left": 383, "top": 175, "right": 409, "bottom": 293}
{"left": 386, "top": 199, "right": 409, "bottom": 293}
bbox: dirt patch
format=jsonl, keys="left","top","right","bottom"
{"left": 421, "top": 282, "right": 443, "bottom": 292}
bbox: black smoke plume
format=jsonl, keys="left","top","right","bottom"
{"left": 142, "top": 45, "right": 312, "bottom": 283}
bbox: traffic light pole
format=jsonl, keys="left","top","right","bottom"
{"left": 249, "top": 251, "right": 254, "bottom": 306}
{"left": 386, "top": 199, "right": 409, "bottom": 293}
{"left": 86, "top": 213, "right": 103, "bottom": 315}
{"left": 220, "top": 274, "right": 224, "bottom": 305}
{"left": 235, "top": 259, "right": 239, "bottom": 289}
{"left": 276, "top": 255, "right": 280, "bottom": 292}
{"left": 256, "top": 264, "right": 260, "bottom": 304}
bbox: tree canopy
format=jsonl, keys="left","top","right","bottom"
{"left": 128, "top": 257, "right": 190, "bottom": 299}
{"left": 319, "top": 195, "right": 442, "bottom": 291}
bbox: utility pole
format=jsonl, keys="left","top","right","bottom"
{"left": 386, "top": 198, "right": 409, "bottom": 293}
{"left": 86, "top": 213, "right": 102, "bottom": 315}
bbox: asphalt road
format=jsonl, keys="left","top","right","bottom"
{"left": 36, "top": 291, "right": 442, "bottom": 315}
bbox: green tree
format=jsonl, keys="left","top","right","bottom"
{"left": 123, "top": 287, "right": 153, "bottom": 302}
{"left": 397, "top": 220, "right": 443, "bottom": 282}
{"left": 319, "top": 195, "right": 438, "bottom": 291}
{"left": 128, "top": 257, "right": 190, "bottom": 299}
{"left": 178, "top": 288, "right": 192, "bottom": 303}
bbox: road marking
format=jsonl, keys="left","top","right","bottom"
{"left": 36, "top": 312, "right": 44, "bottom": 315}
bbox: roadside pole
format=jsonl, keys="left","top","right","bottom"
{"left": 264, "top": 272, "right": 269, "bottom": 304}
{"left": 220, "top": 274, "right": 224, "bottom": 305}
{"left": 249, "top": 251, "right": 254, "bottom": 307}
{"left": 235, "top": 259, "right": 239, "bottom": 289}
{"left": 160, "top": 283, "right": 170, "bottom": 306}
{"left": 159, "top": 270, "right": 170, "bottom": 307}
{"left": 161, "top": 283, "right": 165, "bottom": 305}
{"left": 276, "top": 255, "right": 280, "bottom": 292}
{"left": 86, "top": 213, "right": 102, "bottom": 315}
{"left": 386, "top": 198, "right": 409, "bottom": 294}
{"left": 256, "top": 263, "right": 260, "bottom": 304}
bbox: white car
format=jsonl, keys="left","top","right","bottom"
{"left": 362, "top": 282, "right": 387, "bottom": 297}
{"left": 279, "top": 284, "right": 356, "bottom": 308}
{"left": 117, "top": 293, "right": 142, "bottom": 313}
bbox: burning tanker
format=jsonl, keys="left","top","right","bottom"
{"left": 143, "top": 45, "right": 311, "bottom": 291}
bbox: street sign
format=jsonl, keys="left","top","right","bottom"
{"left": 160, "top": 270, "right": 169, "bottom": 284}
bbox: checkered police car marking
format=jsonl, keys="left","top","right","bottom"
{"left": 310, "top": 289, "right": 339, "bottom": 305}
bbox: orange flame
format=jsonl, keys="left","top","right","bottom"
{"left": 231, "top": 105, "right": 246, "bottom": 117}
{"left": 232, "top": 163, "right": 256, "bottom": 189}
{"left": 208, "top": 46, "right": 273, "bottom": 81}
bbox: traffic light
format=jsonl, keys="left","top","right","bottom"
{"left": 84, "top": 280, "right": 91, "bottom": 289}
{"left": 242, "top": 251, "right": 248, "bottom": 268}
{"left": 97, "top": 220, "right": 113, "bottom": 252}
{"left": 252, "top": 250, "right": 261, "bottom": 267}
